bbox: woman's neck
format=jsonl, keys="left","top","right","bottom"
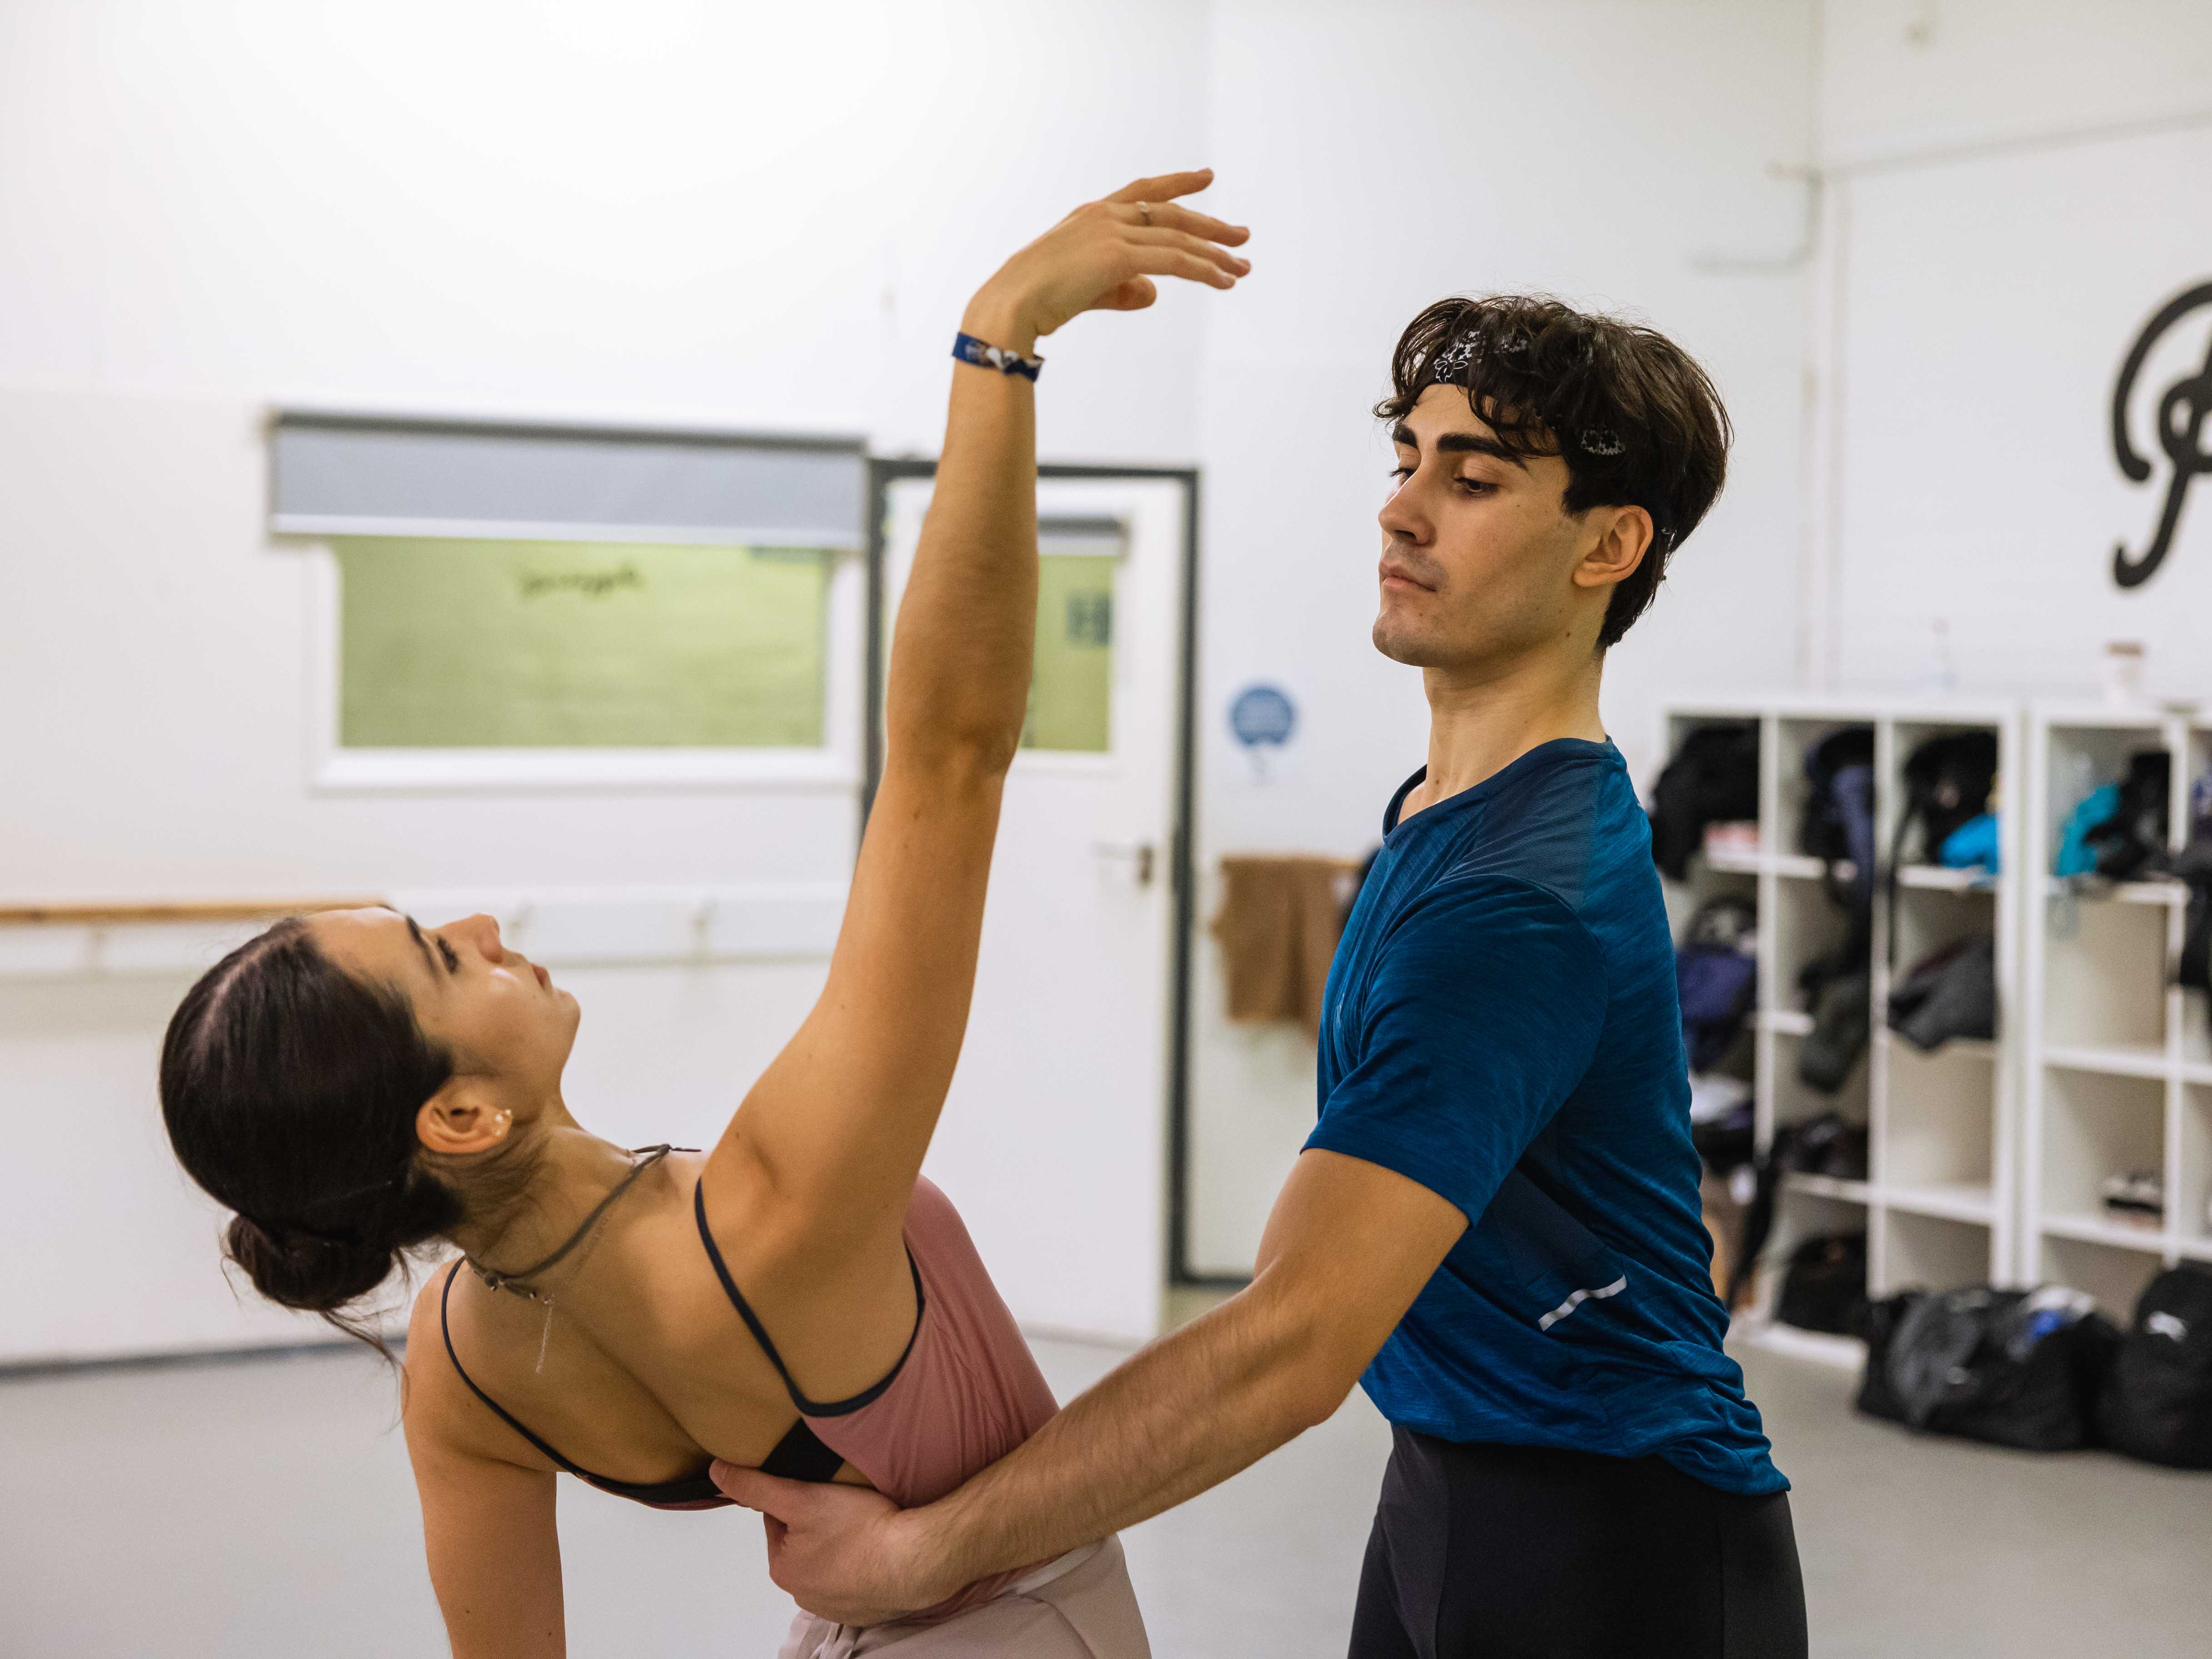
{"left": 446, "top": 1120, "right": 645, "bottom": 1277}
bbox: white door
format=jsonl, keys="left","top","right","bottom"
{"left": 880, "top": 474, "right": 1188, "bottom": 1342}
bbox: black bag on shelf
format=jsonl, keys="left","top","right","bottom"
{"left": 1886, "top": 934, "right": 1997, "bottom": 1051}
{"left": 1800, "top": 726, "right": 1875, "bottom": 866}
{"left": 1691, "top": 1102, "right": 1755, "bottom": 1179}
{"left": 1858, "top": 1285, "right": 2120, "bottom": 1451}
{"left": 1797, "top": 962, "right": 1870, "bottom": 1091}
{"left": 2085, "top": 750, "right": 2172, "bottom": 880}
{"left": 1775, "top": 1232, "right": 1867, "bottom": 1335}
{"left": 1649, "top": 724, "right": 1760, "bottom": 881}
{"left": 1897, "top": 731, "right": 2000, "bottom": 863}
{"left": 1725, "top": 1112, "right": 1869, "bottom": 1309}
{"left": 2094, "top": 1265, "right": 2212, "bottom": 1469}
{"left": 2175, "top": 836, "right": 2212, "bottom": 1041}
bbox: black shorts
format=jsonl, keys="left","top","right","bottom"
{"left": 1348, "top": 1428, "right": 1807, "bottom": 1659}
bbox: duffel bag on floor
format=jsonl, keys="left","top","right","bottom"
{"left": 2095, "top": 1264, "right": 2212, "bottom": 1468}
{"left": 1858, "top": 1285, "right": 2118, "bottom": 1451}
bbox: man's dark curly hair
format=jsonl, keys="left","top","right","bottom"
{"left": 1376, "top": 295, "right": 1731, "bottom": 649}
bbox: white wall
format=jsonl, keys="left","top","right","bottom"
{"left": 22, "top": 0, "right": 2160, "bottom": 1338}
{"left": 0, "top": 0, "right": 1212, "bottom": 1360}
{"left": 1814, "top": 0, "right": 2212, "bottom": 702}
{"left": 1182, "top": 0, "right": 1818, "bottom": 1271}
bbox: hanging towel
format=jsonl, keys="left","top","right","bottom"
{"left": 1211, "top": 855, "right": 1361, "bottom": 1036}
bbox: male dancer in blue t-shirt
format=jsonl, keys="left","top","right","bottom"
{"left": 722, "top": 287, "right": 1809, "bottom": 1656}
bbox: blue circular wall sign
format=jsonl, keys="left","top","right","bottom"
{"left": 1228, "top": 683, "right": 1297, "bottom": 748}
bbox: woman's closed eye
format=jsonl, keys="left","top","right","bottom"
{"left": 437, "top": 937, "right": 460, "bottom": 974}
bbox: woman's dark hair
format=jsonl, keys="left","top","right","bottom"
{"left": 1375, "top": 294, "right": 1732, "bottom": 648}
{"left": 160, "top": 918, "right": 464, "bottom": 1349}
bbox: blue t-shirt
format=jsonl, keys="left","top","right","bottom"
{"left": 1305, "top": 739, "right": 1785, "bottom": 1495}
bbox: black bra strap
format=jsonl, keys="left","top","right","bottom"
{"left": 439, "top": 1261, "right": 594, "bottom": 1482}
{"left": 691, "top": 1177, "right": 925, "bottom": 1418}
{"left": 440, "top": 1260, "right": 845, "bottom": 1496}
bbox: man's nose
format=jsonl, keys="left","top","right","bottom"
{"left": 1379, "top": 484, "right": 1427, "bottom": 547}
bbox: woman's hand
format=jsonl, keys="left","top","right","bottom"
{"left": 960, "top": 168, "right": 1249, "bottom": 357}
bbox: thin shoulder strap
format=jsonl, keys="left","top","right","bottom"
{"left": 691, "top": 1176, "right": 924, "bottom": 1418}
{"left": 438, "top": 1261, "right": 593, "bottom": 1481}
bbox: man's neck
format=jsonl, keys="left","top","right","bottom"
{"left": 1403, "top": 646, "right": 1607, "bottom": 824}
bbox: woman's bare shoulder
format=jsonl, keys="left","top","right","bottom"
{"left": 401, "top": 1263, "right": 556, "bottom": 1475}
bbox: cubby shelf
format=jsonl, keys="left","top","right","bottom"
{"left": 2040, "top": 1212, "right": 2168, "bottom": 1253}
{"left": 2021, "top": 702, "right": 2212, "bottom": 1315}
{"left": 1783, "top": 1172, "right": 1870, "bottom": 1204}
{"left": 1658, "top": 694, "right": 2020, "bottom": 1312}
{"left": 2044, "top": 1043, "right": 2171, "bottom": 1081}
{"left": 1882, "top": 1182, "right": 1996, "bottom": 1224}
{"left": 2043, "top": 877, "right": 2187, "bottom": 906}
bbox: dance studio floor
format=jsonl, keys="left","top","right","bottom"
{"left": 3, "top": 1330, "right": 2207, "bottom": 1656}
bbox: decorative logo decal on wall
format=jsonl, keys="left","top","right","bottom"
{"left": 1228, "top": 683, "right": 1297, "bottom": 749}
{"left": 2110, "top": 280, "right": 2212, "bottom": 588}
{"left": 1228, "top": 683, "right": 1297, "bottom": 784}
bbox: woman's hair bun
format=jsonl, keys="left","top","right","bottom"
{"left": 162, "top": 919, "right": 470, "bottom": 1350}
{"left": 224, "top": 1212, "right": 399, "bottom": 1314}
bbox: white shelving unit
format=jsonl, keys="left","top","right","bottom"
{"left": 1658, "top": 694, "right": 2022, "bottom": 1312}
{"left": 2021, "top": 703, "right": 2212, "bottom": 1317}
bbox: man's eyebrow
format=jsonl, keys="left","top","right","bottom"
{"left": 1389, "top": 422, "right": 1530, "bottom": 471}
{"left": 402, "top": 914, "right": 440, "bottom": 980}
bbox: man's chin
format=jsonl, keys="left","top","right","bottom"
{"left": 1371, "top": 615, "right": 1438, "bottom": 666}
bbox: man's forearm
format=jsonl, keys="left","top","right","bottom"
{"left": 905, "top": 1275, "right": 1338, "bottom": 1594}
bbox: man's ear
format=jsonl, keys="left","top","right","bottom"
{"left": 1571, "top": 505, "right": 1653, "bottom": 592}
{"left": 416, "top": 1076, "right": 514, "bottom": 1156}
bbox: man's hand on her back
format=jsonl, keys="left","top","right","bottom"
{"left": 713, "top": 1463, "right": 950, "bottom": 1628}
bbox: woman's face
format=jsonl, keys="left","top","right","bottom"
{"left": 310, "top": 908, "right": 579, "bottom": 1111}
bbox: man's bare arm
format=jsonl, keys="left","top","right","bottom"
{"left": 715, "top": 1148, "right": 1467, "bottom": 1624}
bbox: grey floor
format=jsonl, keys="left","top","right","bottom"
{"left": 2, "top": 1335, "right": 2207, "bottom": 1657}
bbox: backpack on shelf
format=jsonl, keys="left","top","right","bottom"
{"left": 2095, "top": 1265, "right": 2212, "bottom": 1469}
{"left": 1896, "top": 731, "right": 2000, "bottom": 866}
{"left": 1649, "top": 724, "right": 1760, "bottom": 881}
{"left": 1800, "top": 726, "right": 1876, "bottom": 880}
{"left": 1676, "top": 895, "right": 1758, "bottom": 1073}
{"left": 2084, "top": 750, "right": 2172, "bottom": 881}
{"left": 1858, "top": 1285, "right": 2119, "bottom": 1452}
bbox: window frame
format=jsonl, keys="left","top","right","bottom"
{"left": 271, "top": 411, "right": 869, "bottom": 795}
{"left": 300, "top": 538, "right": 865, "bottom": 793}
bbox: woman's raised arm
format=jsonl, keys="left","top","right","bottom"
{"left": 707, "top": 173, "right": 1247, "bottom": 1252}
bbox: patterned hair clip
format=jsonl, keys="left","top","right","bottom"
{"left": 1423, "top": 334, "right": 1481, "bottom": 383}
{"left": 1579, "top": 427, "right": 1628, "bottom": 458}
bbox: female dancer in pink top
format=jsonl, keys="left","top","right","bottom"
{"left": 156, "top": 172, "right": 1249, "bottom": 1658}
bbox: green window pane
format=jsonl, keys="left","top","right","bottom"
{"left": 337, "top": 538, "right": 829, "bottom": 748}
{"left": 1022, "top": 553, "right": 1117, "bottom": 753}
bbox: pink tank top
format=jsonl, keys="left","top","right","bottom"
{"left": 444, "top": 1176, "right": 1060, "bottom": 1619}
{"left": 695, "top": 1175, "right": 1061, "bottom": 1618}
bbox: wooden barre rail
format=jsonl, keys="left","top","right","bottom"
{"left": 0, "top": 899, "right": 386, "bottom": 926}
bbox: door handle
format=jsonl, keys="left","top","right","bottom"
{"left": 1093, "top": 841, "right": 1157, "bottom": 888}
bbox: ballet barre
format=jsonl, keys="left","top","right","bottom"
{"left": 0, "top": 899, "right": 383, "bottom": 926}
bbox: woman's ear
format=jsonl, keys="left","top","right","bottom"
{"left": 416, "top": 1077, "right": 514, "bottom": 1156}
{"left": 1572, "top": 505, "right": 1653, "bottom": 591}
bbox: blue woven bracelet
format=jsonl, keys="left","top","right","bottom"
{"left": 953, "top": 331, "right": 1043, "bottom": 382}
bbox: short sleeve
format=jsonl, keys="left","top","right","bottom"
{"left": 1304, "top": 875, "right": 1607, "bottom": 1224}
